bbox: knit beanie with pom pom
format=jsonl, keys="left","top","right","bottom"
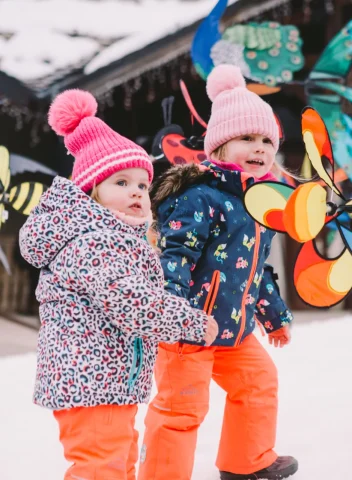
{"left": 48, "top": 89, "right": 153, "bottom": 193}
{"left": 204, "top": 64, "right": 279, "bottom": 157}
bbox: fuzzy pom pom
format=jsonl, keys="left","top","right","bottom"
{"left": 206, "top": 64, "right": 246, "bottom": 102}
{"left": 48, "top": 89, "right": 98, "bottom": 136}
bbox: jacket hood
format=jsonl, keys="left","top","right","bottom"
{"left": 19, "top": 176, "right": 148, "bottom": 268}
{"left": 150, "top": 161, "right": 254, "bottom": 216}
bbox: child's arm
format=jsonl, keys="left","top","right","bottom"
{"left": 157, "top": 188, "right": 212, "bottom": 298}
{"left": 67, "top": 233, "right": 211, "bottom": 344}
{"left": 255, "top": 264, "right": 293, "bottom": 335}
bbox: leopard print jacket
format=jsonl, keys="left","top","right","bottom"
{"left": 19, "top": 177, "right": 208, "bottom": 410}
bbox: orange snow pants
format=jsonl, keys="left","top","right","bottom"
{"left": 138, "top": 334, "right": 278, "bottom": 479}
{"left": 54, "top": 404, "right": 138, "bottom": 480}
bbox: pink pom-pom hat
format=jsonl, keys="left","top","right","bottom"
{"left": 204, "top": 65, "right": 279, "bottom": 157}
{"left": 48, "top": 89, "right": 153, "bottom": 193}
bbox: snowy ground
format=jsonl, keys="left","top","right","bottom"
{"left": 1, "top": 314, "right": 351, "bottom": 479}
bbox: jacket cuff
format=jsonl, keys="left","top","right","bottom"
{"left": 262, "top": 309, "right": 294, "bottom": 333}
{"left": 181, "top": 309, "right": 208, "bottom": 343}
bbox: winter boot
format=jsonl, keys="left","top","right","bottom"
{"left": 220, "top": 456, "right": 298, "bottom": 479}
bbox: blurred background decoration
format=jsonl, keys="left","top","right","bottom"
{"left": 1, "top": 0, "right": 352, "bottom": 326}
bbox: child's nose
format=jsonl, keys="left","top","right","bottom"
{"left": 131, "top": 188, "right": 142, "bottom": 198}
{"left": 255, "top": 142, "right": 265, "bottom": 153}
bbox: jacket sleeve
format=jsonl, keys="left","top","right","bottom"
{"left": 63, "top": 233, "right": 209, "bottom": 343}
{"left": 157, "top": 188, "right": 212, "bottom": 298}
{"left": 255, "top": 264, "right": 294, "bottom": 333}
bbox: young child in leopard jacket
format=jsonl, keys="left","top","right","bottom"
{"left": 19, "top": 89, "right": 217, "bottom": 480}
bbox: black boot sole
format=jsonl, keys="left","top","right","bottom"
{"left": 220, "top": 461, "right": 298, "bottom": 480}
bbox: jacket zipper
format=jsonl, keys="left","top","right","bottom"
{"left": 177, "top": 270, "right": 220, "bottom": 356}
{"left": 203, "top": 270, "right": 221, "bottom": 316}
{"left": 235, "top": 223, "right": 261, "bottom": 347}
{"left": 127, "top": 338, "right": 144, "bottom": 393}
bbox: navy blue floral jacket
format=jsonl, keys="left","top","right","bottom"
{"left": 151, "top": 161, "right": 293, "bottom": 347}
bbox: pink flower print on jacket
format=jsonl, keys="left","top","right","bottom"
{"left": 169, "top": 220, "right": 182, "bottom": 230}
{"left": 245, "top": 294, "right": 255, "bottom": 305}
{"left": 236, "top": 257, "right": 248, "bottom": 269}
{"left": 209, "top": 206, "right": 215, "bottom": 218}
{"left": 257, "top": 299, "right": 270, "bottom": 315}
{"left": 264, "top": 320, "right": 274, "bottom": 331}
{"left": 243, "top": 234, "right": 255, "bottom": 251}
{"left": 221, "top": 329, "right": 234, "bottom": 340}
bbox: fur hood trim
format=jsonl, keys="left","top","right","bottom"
{"left": 150, "top": 164, "right": 209, "bottom": 215}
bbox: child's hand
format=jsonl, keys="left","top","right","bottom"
{"left": 268, "top": 325, "right": 291, "bottom": 348}
{"left": 203, "top": 316, "right": 219, "bottom": 346}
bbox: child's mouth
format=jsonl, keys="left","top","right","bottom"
{"left": 129, "top": 203, "right": 142, "bottom": 212}
{"left": 246, "top": 159, "right": 264, "bottom": 166}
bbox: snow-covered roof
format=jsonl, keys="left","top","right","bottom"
{"left": 0, "top": 0, "right": 238, "bottom": 92}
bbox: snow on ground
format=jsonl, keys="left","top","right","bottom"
{"left": 1, "top": 314, "right": 351, "bottom": 479}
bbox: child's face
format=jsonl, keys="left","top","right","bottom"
{"left": 96, "top": 168, "right": 151, "bottom": 218}
{"left": 223, "top": 134, "right": 275, "bottom": 178}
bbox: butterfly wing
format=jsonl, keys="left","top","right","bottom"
{"left": 294, "top": 232, "right": 352, "bottom": 308}
{"left": 0, "top": 146, "right": 10, "bottom": 200}
{"left": 190, "top": 0, "right": 227, "bottom": 79}
{"left": 309, "top": 20, "right": 352, "bottom": 80}
{"left": 8, "top": 182, "right": 47, "bottom": 216}
{"left": 10, "top": 154, "right": 57, "bottom": 177}
{"left": 238, "top": 22, "right": 304, "bottom": 87}
{"left": 0, "top": 146, "right": 11, "bottom": 229}
{"left": 161, "top": 134, "right": 206, "bottom": 166}
{"left": 244, "top": 181, "right": 294, "bottom": 232}
{"left": 307, "top": 94, "right": 352, "bottom": 182}
{"left": 301, "top": 106, "right": 342, "bottom": 196}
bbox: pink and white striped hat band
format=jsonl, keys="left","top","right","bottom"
{"left": 48, "top": 89, "right": 153, "bottom": 193}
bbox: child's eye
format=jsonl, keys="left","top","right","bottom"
{"left": 242, "top": 135, "right": 252, "bottom": 141}
{"left": 263, "top": 137, "right": 273, "bottom": 145}
{"left": 139, "top": 183, "right": 148, "bottom": 190}
{"left": 116, "top": 180, "right": 127, "bottom": 186}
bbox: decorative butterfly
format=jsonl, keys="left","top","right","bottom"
{"left": 244, "top": 107, "right": 352, "bottom": 308}
{"left": 151, "top": 82, "right": 208, "bottom": 180}
{"left": 191, "top": 0, "right": 304, "bottom": 90}
{"left": 0, "top": 146, "right": 49, "bottom": 274}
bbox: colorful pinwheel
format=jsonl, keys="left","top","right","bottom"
{"left": 244, "top": 107, "right": 352, "bottom": 308}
